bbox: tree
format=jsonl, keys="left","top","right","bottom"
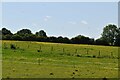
{"left": 1, "top": 28, "right": 13, "bottom": 40}
{"left": 16, "top": 29, "right": 32, "bottom": 35}
{"left": 115, "top": 27, "right": 120, "bottom": 46}
{"left": 48, "top": 36, "right": 57, "bottom": 42}
{"left": 22, "top": 34, "right": 36, "bottom": 41}
{"left": 55, "top": 36, "right": 70, "bottom": 43}
{"left": 71, "top": 35, "right": 93, "bottom": 44}
{"left": 95, "top": 38, "right": 109, "bottom": 46}
{"left": 62, "top": 37, "right": 70, "bottom": 43}
{"left": 101, "top": 24, "right": 118, "bottom": 45}
{"left": 11, "top": 34, "right": 22, "bottom": 40}
{"left": 36, "top": 30, "right": 47, "bottom": 37}
{"left": 2, "top": 34, "right": 13, "bottom": 40}
{"left": 2, "top": 28, "right": 13, "bottom": 35}
{"left": 36, "top": 36, "right": 48, "bottom": 42}
{"left": 0, "top": 30, "right": 2, "bottom": 40}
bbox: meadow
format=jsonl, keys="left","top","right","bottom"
{"left": 1, "top": 40, "right": 119, "bottom": 78}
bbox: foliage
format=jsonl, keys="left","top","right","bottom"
{"left": 2, "top": 28, "right": 13, "bottom": 35}
{"left": 11, "top": 34, "right": 22, "bottom": 40}
{"left": 71, "top": 35, "right": 94, "bottom": 44}
{"left": 101, "top": 24, "right": 118, "bottom": 45}
{"left": 95, "top": 38, "right": 109, "bottom": 46}
{"left": 1, "top": 24, "right": 120, "bottom": 46}
{"left": 36, "top": 30, "right": 47, "bottom": 37}
{"left": 114, "top": 28, "right": 120, "bottom": 46}
{"left": 10, "top": 44, "right": 16, "bottom": 49}
{"left": 16, "top": 29, "right": 32, "bottom": 35}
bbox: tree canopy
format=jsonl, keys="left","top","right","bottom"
{"left": 114, "top": 27, "right": 120, "bottom": 46}
{"left": 36, "top": 30, "right": 47, "bottom": 37}
{"left": 16, "top": 29, "right": 32, "bottom": 35}
{"left": 101, "top": 24, "right": 118, "bottom": 45}
{"left": 1, "top": 24, "right": 120, "bottom": 46}
{"left": 2, "top": 28, "right": 13, "bottom": 35}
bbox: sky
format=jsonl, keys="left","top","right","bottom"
{"left": 1, "top": 2, "right": 118, "bottom": 39}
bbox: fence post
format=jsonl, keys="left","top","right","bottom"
{"left": 51, "top": 46, "right": 53, "bottom": 54}
{"left": 38, "top": 58, "right": 40, "bottom": 65}
{"left": 75, "top": 49, "right": 77, "bottom": 54}
{"left": 99, "top": 50, "right": 100, "bottom": 56}
{"left": 4, "top": 43, "right": 7, "bottom": 49}
{"left": 99, "top": 50, "right": 100, "bottom": 57}
{"left": 28, "top": 45, "right": 29, "bottom": 48}
{"left": 63, "top": 48, "right": 65, "bottom": 53}
{"left": 51, "top": 46, "right": 53, "bottom": 51}
{"left": 87, "top": 49, "right": 89, "bottom": 54}
{"left": 40, "top": 45, "right": 41, "bottom": 52}
{"left": 111, "top": 52, "right": 113, "bottom": 58}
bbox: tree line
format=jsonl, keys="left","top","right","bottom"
{"left": 0, "top": 24, "right": 120, "bottom": 46}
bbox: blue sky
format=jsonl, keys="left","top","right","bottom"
{"left": 2, "top": 2, "right": 118, "bottom": 39}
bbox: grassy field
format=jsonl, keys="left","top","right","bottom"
{"left": 1, "top": 40, "right": 119, "bottom": 78}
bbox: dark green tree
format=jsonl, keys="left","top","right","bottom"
{"left": 57, "top": 36, "right": 64, "bottom": 43}
{"left": 101, "top": 24, "right": 118, "bottom": 45}
{"left": 55, "top": 36, "right": 70, "bottom": 43}
{"left": 2, "top": 28, "right": 13, "bottom": 35}
{"left": 11, "top": 34, "right": 22, "bottom": 40}
{"left": 22, "top": 34, "right": 36, "bottom": 41}
{"left": 35, "top": 30, "right": 47, "bottom": 37}
{"left": 71, "top": 35, "right": 93, "bottom": 44}
{"left": 48, "top": 36, "right": 57, "bottom": 42}
{"left": 115, "top": 27, "right": 120, "bottom": 46}
{"left": 95, "top": 38, "right": 109, "bottom": 45}
{"left": 0, "top": 30, "right": 1, "bottom": 40}
{"left": 1, "top": 28, "right": 13, "bottom": 40}
{"left": 16, "top": 29, "right": 32, "bottom": 35}
{"left": 63, "top": 37, "right": 70, "bottom": 43}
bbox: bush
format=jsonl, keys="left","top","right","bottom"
{"left": 76, "top": 54, "right": 81, "bottom": 57}
{"left": 93, "top": 55, "right": 96, "bottom": 58}
{"left": 10, "top": 44, "right": 16, "bottom": 49}
{"left": 50, "top": 73, "right": 54, "bottom": 75}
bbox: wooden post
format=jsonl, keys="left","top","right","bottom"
{"left": 63, "top": 48, "right": 65, "bottom": 53}
{"left": 40, "top": 45, "right": 41, "bottom": 52}
{"left": 51, "top": 46, "right": 53, "bottom": 54}
{"left": 28, "top": 45, "right": 29, "bottom": 48}
{"left": 75, "top": 49, "right": 77, "bottom": 54}
{"left": 38, "top": 58, "right": 40, "bottom": 65}
{"left": 87, "top": 50, "right": 89, "bottom": 54}
{"left": 4, "top": 43, "right": 6, "bottom": 49}
{"left": 51, "top": 46, "right": 53, "bottom": 51}
{"left": 111, "top": 52, "right": 113, "bottom": 58}
{"left": 99, "top": 50, "right": 100, "bottom": 57}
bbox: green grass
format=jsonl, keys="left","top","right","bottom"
{"left": 1, "top": 40, "right": 119, "bottom": 78}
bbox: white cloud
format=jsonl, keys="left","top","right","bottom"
{"left": 68, "top": 21, "right": 77, "bottom": 25}
{"left": 81, "top": 20, "right": 88, "bottom": 25}
{"left": 44, "top": 16, "right": 52, "bottom": 21}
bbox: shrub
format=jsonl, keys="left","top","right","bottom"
{"left": 75, "top": 69, "right": 78, "bottom": 72}
{"left": 6, "top": 76, "right": 10, "bottom": 79}
{"left": 10, "top": 44, "right": 16, "bottom": 49}
{"left": 50, "top": 73, "right": 54, "bottom": 75}
{"left": 103, "top": 77, "right": 107, "bottom": 80}
{"left": 93, "top": 55, "right": 96, "bottom": 58}
{"left": 86, "top": 55, "right": 91, "bottom": 58}
{"left": 37, "top": 50, "right": 40, "bottom": 52}
{"left": 76, "top": 54, "right": 81, "bottom": 57}
{"left": 73, "top": 72, "right": 75, "bottom": 74}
